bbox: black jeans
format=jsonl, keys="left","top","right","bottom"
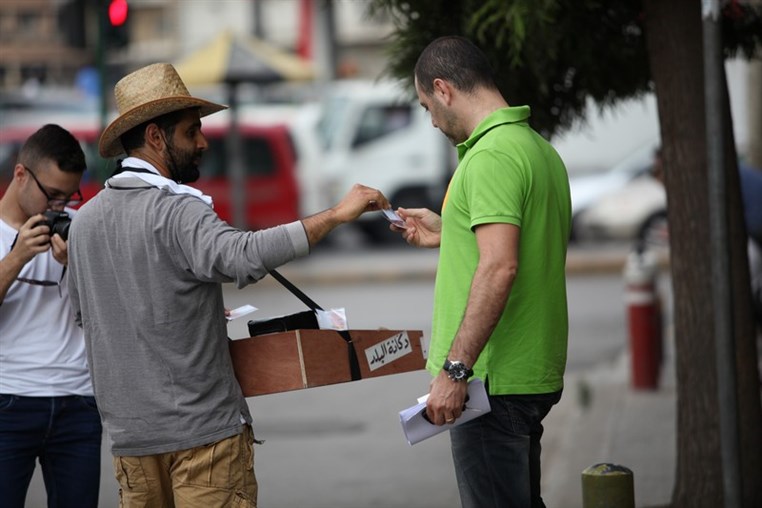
{"left": 450, "top": 390, "right": 562, "bottom": 508}
{"left": 0, "top": 394, "right": 102, "bottom": 508}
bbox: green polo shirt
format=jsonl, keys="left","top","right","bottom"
{"left": 427, "top": 106, "right": 571, "bottom": 395}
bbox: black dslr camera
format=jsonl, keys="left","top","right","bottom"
{"left": 37, "top": 210, "right": 72, "bottom": 241}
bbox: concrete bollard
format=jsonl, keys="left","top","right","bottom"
{"left": 581, "top": 463, "right": 635, "bottom": 508}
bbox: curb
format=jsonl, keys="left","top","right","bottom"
{"left": 259, "top": 248, "right": 669, "bottom": 287}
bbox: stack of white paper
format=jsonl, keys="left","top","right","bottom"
{"left": 226, "top": 304, "right": 258, "bottom": 321}
{"left": 399, "top": 378, "right": 491, "bottom": 445}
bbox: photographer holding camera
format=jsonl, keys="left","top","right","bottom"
{"left": 0, "top": 124, "right": 102, "bottom": 508}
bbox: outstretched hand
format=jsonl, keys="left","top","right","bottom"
{"left": 332, "top": 184, "right": 391, "bottom": 223}
{"left": 393, "top": 207, "right": 442, "bottom": 248}
{"left": 302, "top": 184, "right": 391, "bottom": 247}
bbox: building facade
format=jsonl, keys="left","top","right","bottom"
{"left": 0, "top": 0, "right": 393, "bottom": 93}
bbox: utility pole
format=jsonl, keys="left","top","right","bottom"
{"left": 253, "top": 0, "right": 264, "bottom": 39}
{"left": 314, "top": 0, "right": 337, "bottom": 81}
{"left": 702, "top": 1, "right": 742, "bottom": 507}
{"left": 747, "top": 60, "right": 762, "bottom": 169}
{"left": 748, "top": 0, "right": 762, "bottom": 168}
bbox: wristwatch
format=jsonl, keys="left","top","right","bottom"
{"left": 443, "top": 359, "right": 473, "bottom": 382}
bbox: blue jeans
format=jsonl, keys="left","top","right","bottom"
{"left": 0, "top": 394, "right": 102, "bottom": 508}
{"left": 450, "top": 390, "right": 562, "bottom": 508}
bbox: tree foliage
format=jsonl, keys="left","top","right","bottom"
{"left": 368, "top": 0, "right": 761, "bottom": 138}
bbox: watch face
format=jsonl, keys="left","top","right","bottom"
{"left": 446, "top": 361, "right": 470, "bottom": 381}
{"left": 451, "top": 367, "right": 468, "bottom": 380}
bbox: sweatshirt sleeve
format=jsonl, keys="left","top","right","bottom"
{"left": 168, "top": 197, "right": 310, "bottom": 288}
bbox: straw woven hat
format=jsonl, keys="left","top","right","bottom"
{"left": 99, "top": 63, "right": 227, "bottom": 157}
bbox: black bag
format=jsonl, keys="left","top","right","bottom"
{"left": 246, "top": 270, "right": 362, "bottom": 381}
{"left": 247, "top": 309, "right": 318, "bottom": 336}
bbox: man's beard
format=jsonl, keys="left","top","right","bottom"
{"left": 166, "top": 142, "right": 202, "bottom": 184}
{"left": 443, "top": 115, "right": 468, "bottom": 146}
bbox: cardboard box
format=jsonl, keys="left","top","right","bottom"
{"left": 229, "top": 329, "right": 427, "bottom": 397}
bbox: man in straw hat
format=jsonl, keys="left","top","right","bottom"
{"left": 66, "top": 62, "right": 390, "bottom": 507}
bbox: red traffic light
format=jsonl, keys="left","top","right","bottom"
{"left": 108, "top": 0, "right": 128, "bottom": 27}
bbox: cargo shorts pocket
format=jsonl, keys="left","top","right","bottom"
{"left": 233, "top": 490, "right": 257, "bottom": 507}
{"left": 179, "top": 427, "right": 257, "bottom": 493}
{"left": 113, "top": 456, "right": 148, "bottom": 491}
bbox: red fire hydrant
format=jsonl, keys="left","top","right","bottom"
{"left": 623, "top": 245, "right": 662, "bottom": 390}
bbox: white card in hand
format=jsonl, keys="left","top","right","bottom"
{"left": 382, "top": 208, "right": 407, "bottom": 228}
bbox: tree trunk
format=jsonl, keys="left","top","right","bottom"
{"left": 643, "top": 1, "right": 762, "bottom": 507}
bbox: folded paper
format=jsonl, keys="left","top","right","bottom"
{"left": 399, "top": 378, "right": 491, "bottom": 445}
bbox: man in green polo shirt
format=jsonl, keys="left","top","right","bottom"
{"left": 394, "top": 36, "right": 571, "bottom": 508}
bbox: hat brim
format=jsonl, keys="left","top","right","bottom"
{"left": 99, "top": 96, "right": 227, "bottom": 158}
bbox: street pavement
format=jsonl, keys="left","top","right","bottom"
{"left": 270, "top": 241, "right": 677, "bottom": 508}
{"left": 24, "top": 242, "right": 676, "bottom": 507}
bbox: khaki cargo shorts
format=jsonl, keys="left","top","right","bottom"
{"left": 113, "top": 425, "right": 258, "bottom": 507}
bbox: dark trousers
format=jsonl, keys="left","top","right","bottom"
{"left": 0, "top": 394, "right": 102, "bottom": 508}
{"left": 450, "top": 390, "right": 562, "bottom": 508}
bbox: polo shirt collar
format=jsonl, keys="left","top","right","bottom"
{"left": 456, "top": 106, "right": 531, "bottom": 160}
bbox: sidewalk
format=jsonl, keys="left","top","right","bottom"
{"left": 541, "top": 337, "right": 676, "bottom": 507}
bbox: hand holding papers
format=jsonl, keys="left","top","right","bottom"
{"left": 399, "top": 378, "right": 491, "bottom": 445}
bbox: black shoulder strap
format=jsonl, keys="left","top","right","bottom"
{"left": 269, "top": 270, "right": 323, "bottom": 311}
{"left": 269, "top": 269, "right": 362, "bottom": 381}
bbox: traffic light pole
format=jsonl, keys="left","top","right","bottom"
{"left": 226, "top": 81, "right": 246, "bottom": 229}
{"left": 98, "top": 0, "right": 109, "bottom": 179}
{"left": 98, "top": 4, "right": 107, "bottom": 131}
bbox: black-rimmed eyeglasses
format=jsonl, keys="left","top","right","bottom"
{"left": 23, "top": 165, "right": 82, "bottom": 208}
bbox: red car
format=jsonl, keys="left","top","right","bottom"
{"left": 0, "top": 109, "right": 301, "bottom": 231}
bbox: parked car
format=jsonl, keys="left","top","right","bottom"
{"left": 574, "top": 152, "right": 762, "bottom": 251}
{"left": 574, "top": 174, "right": 667, "bottom": 245}
{"left": 0, "top": 107, "right": 302, "bottom": 231}
{"left": 306, "top": 80, "right": 457, "bottom": 243}
{"left": 568, "top": 139, "right": 662, "bottom": 243}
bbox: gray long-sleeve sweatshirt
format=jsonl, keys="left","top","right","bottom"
{"left": 67, "top": 176, "right": 309, "bottom": 456}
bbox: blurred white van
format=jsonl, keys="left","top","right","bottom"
{"left": 302, "top": 80, "right": 456, "bottom": 242}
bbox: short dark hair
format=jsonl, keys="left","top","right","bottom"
{"left": 19, "top": 124, "right": 86, "bottom": 174}
{"left": 120, "top": 109, "right": 191, "bottom": 154}
{"left": 414, "top": 36, "right": 497, "bottom": 96}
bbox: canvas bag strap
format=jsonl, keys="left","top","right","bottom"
{"left": 269, "top": 270, "right": 362, "bottom": 381}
